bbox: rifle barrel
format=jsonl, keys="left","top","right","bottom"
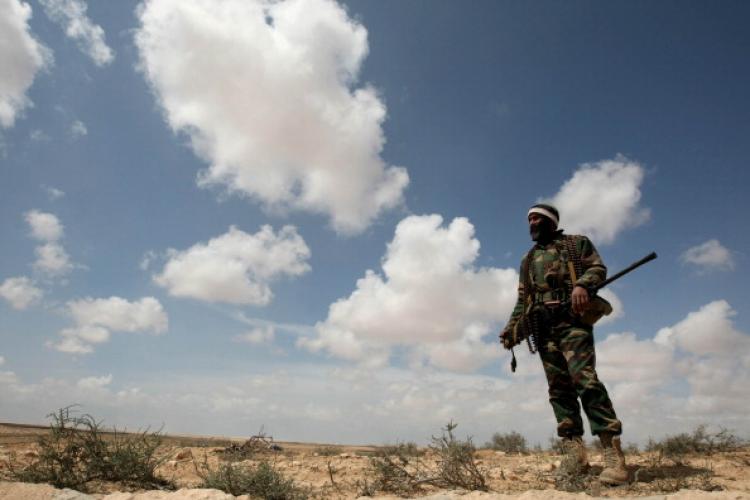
{"left": 595, "top": 251, "right": 657, "bottom": 291}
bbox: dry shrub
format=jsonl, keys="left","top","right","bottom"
{"left": 484, "top": 431, "right": 528, "bottom": 454}
{"left": 646, "top": 425, "right": 743, "bottom": 464}
{"left": 8, "top": 406, "right": 172, "bottom": 493}
{"left": 366, "top": 421, "right": 487, "bottom": 496}
{"left": 199, "top": 460, "right": 308, "bottom": 499}
{"left": 313, "top": 445, "right": 342, "bottom": 456}
{"left": 430, "top": 421, "right": 487, "bottom": 491}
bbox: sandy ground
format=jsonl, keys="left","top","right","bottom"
{"left": 1, "top": 423, "right": 748, "bottom": 500}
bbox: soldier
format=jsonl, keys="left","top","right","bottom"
{"left": 500, "top": 203, "right": 628, "bottom": 485}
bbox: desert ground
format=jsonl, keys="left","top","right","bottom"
{"left": 0, "top": 422, "right": 748, "bottom": 500}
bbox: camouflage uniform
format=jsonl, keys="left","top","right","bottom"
{"left": 502, "top": 231, "right": 622, "bottom": 438}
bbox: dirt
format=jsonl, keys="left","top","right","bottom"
{"left": 1, "top": 423, "right": 748, "bottom": 500}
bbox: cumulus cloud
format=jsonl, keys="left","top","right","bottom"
{"left": 135, "top": 0, "right": 409, "bottom": 233}
{"left": 302, "top": 215, "right": 518, "bottom": 371}
{"left": 25, "top": 209, "right": 63, "bottom": 241}
{"left": 50, "top": 296, "right": 168, "bottom": 354}
{"left": 597, "top": 332, "right": 673, "bottom": 385}
{"left": 654, "top": 300, "right": 749, "bottom": 356}
{"left": 0, "top": 276, "right": 43, "bottom": 309}
{"left": 0, "top": 0, "right": 50, "bottom": 129}
{"left": 3, "top": 297, "right": 750, "bottom": 446}
{"left": 596, "top": 299, "right": 750, "bottom": 438}
{"left": 681, "top": 239, "right": 734, "bottom": 272}
{"left": 33, "top": 242, "right": 73, "bottom": 276}
{"left": 154, "top": 225, "right": 310, "bottom": 305}
{"left": 24, "top": 210, "right": 74, "bottom": 277}
{"left": 546, "top": 156, "right": 650, "bottom": 244}
{"left": 39, "top": 0, "right": 114, "bottom": 66}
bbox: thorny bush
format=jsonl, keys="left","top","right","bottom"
{"left": 8, "top": 406, "right": 172, "bottom": 492}
{"left": 198, "top": 459, "right": 308, "bottom": 499}
{"left": 484, "top": 431, "right": 528, "bottom": 454}
{"left": 365, "top": 421, "right": 487, "bottom": 496}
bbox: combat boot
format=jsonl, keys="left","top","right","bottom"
{"left": 561, "top": 436, "right": 589, "bottom": 473}
{"left": 599, "top": 433, "right": 628, "bottom": 485}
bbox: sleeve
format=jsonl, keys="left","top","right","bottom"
{"left": 501, "top": 258, "right": 527, "bottom": 335}
{"left": 574, "top": 236, "right": 607, "bottom": 289}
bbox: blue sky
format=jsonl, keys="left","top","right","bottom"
{"left": 1, "top": 0, "right": 748, "bottom": 447}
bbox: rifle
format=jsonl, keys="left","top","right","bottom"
{"left": 510, "top": 251, "right": 657, "bottom": 372}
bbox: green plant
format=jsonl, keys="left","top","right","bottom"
{"left": 484, "top": 431, "right": 528, "bottom": 454}
{"left": 10, "top": 406, "right": 172, "bottom": 492}
{"left": 199, "top": 460, "right": 308, "bottom": 499}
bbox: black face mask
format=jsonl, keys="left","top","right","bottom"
{"left": 530, "top": 217, "right": 556, "bottom": 243}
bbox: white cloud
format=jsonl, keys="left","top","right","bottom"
{"left": 596, "top": 288, "right": 624, "bottom": 326}
{"left": 154, "top": 225, "right": 310, "bottom": 305}
{"left": 235, "top": 326, "right": 275, "bottom": 345}
{"left": 33, "top": 242, "right": 73, "bottom": 276}
{"left": 302, "top": 215, "right": 518, "bottom": 371}
{"left": 0, "top": 276, "right": 43, "bottom": 309}
{"left": 3, "top": 300, "right": 750, "bottom": 447}
{"left": 39, "top": 0, "right": 113, "bottom": 66}
{"left": 654, "top": 300, "right": 749, "bottom": 356}
{"left": 25, "top": 209, "right": 63, "bottom": 241}
{"left": 50, "top": 296, "right": 168, "bottom": 354}
{"left": 681, "top": 239, "right": 734, "bottom": 272}
{"left": 594, "top": 300, "right": 750, "bottom": 439}
{"left": 68, "top": 296, "right": 168, "bottom": 333}
{"left": 0, "top": 0, "right": 51, "bottom": 129}
{"left": 70, "top": 119, "right": 87, "bottom": 138}
{"left": 77, "top": 374, "right": 112, "bottom": 390}
{"left": 24, "top": 210, "right": 74, "bottom": 277}
{"left": 597, "top": 332, "right": 673, "bottom": 384}
{"left": 547, "top": 156, "right": 650, "bottom": 244}
{"left": 135, "top": 0, "right": 409, "bottom": 234}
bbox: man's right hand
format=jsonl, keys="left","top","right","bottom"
{"left": 500, "top": 329, "right": 514, "bottom": 349}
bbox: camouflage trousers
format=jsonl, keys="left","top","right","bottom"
{"left": 539, "top": 324, "right": 622, "bottom": 438}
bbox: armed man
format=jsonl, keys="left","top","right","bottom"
{"left": 500, "top": 203, "right": 628, "bottom": 485}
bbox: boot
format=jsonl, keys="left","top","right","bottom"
{"left": 561, "top": 436, "right": 589, "bottom": 473}
{"left": 599, "top": 433, "right": 628, "bottom": 485}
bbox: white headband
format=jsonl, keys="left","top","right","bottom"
{"left": 528, "top": 207, "right": 559, "bottom": 227}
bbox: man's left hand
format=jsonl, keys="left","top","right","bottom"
{"left": 571, "top": 285, "right": 589, "bottom": 314}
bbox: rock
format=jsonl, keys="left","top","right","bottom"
{"left": 103, "top": 489, "right": 245, "bottom": 499}
{"left": 54, "top": 489, "right": 96, "bottom": 500}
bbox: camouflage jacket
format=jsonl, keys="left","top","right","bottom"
{"left": 502, "top": 231, "right": 607, "bottom": 336}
